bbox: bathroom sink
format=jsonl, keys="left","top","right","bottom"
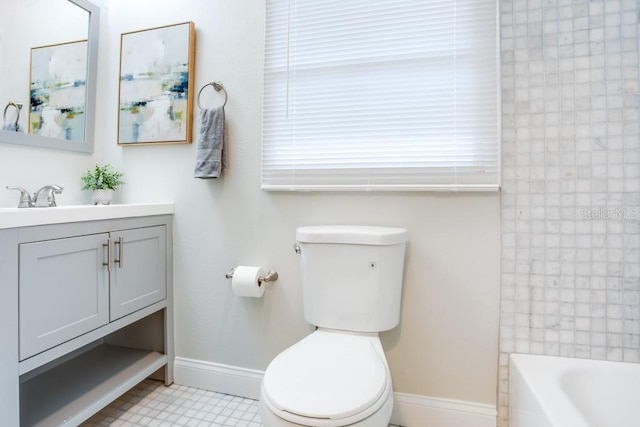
{"left": 0, "top": 203, "right": 174, "bottom": 229}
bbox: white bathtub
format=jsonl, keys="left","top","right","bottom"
{"left": 509, "top": 353, "right": 640, "bottom": 427}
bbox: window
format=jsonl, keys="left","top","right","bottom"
{"left": 262, "top": 0, "right": 499, "bottom": 191}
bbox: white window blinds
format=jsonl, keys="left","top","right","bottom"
{"left": 262, "top": 0, "right": 499, "bottom": 191}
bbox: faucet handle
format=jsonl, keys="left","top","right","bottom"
{"left": 6, "top": 186, "right": 34, "bottom": 208}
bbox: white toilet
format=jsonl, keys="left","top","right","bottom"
{"left": 260, "top": 225, "right": 408, "bottom": 427}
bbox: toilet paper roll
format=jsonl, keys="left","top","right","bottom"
{"left": 231, "top": 266, "right": 266, "bottom": 297}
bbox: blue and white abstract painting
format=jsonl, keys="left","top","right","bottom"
{"left": 118, "top": 22, "right": 195, "bottom": 144}
{"left": 30, "top": 40, "right": 87, "bottom": 141}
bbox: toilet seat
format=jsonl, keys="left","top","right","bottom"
{"left": 262, "top": 330, "right": 390, "bottom": 426}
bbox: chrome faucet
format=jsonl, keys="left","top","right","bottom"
{"left": 33, "top": 185, "right": 64, "bottom": 207}
{"left": 6, "top": 184, "right": 64, "bottom": 208}
{"left": 5, "top": 186, "right": 34, "bottom": 208}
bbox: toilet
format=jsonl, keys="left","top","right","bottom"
{"left": 260, "top": 225, "right": 408, "bottom": 427}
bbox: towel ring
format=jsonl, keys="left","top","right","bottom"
{"left": 3, "top": 102, "right": 23, "bottom": 126}
{"left": 197, "top": 81, "right": 227, "bottom": 109}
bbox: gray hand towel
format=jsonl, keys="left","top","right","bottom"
{"left": 2, "top": 122, "right": 20, "bottom": 132}
{"left": 194, "top": 107, "right": 225, "bottom": 179}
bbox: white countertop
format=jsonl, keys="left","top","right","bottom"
{"left": 0, "top": 203, "right": 174, "bottom": 229}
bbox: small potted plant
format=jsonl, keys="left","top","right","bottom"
{"left": 81, "top": 164, "right": 125, "bottom": 205}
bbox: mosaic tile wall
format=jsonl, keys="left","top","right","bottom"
{"left": 499, "top": 0, "right": 640, "bottom": 425}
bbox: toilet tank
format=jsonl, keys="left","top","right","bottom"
{"left": 295, "top": 225, "right": 408, "bottom": 332}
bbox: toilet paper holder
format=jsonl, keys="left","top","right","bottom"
{"left": 225, "top": 267, "right": 279, "bottom": 286}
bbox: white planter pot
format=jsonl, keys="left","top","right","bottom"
{"left": 92, "top": 189, "right": 114, "bottom": 205}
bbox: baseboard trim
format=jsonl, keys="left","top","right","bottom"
{"left": 174, "top": 357, "right": 263, "bottom": 400}
{"left": 391, "top": 392, "right": 497, "bottom": 427}
{"left": 174, "top": 357, "right": 497, "bottom": 426}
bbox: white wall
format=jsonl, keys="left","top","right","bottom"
{"left": 0, "top": 144, "right": 95, "bottom": 207}
{"left": 1, "top": 0, "right": 502, "bottom": 411}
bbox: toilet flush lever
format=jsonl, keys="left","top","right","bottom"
{"left": 293, "top": 243, "right": 301, "bottom": 254}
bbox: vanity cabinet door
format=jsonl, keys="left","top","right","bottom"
{"left": 109, "top": 226, "right": 166, "bottom": 321}
{"left": 19, "top": 233, "right": 110, "bottom": 360}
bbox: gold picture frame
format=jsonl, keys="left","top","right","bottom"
{"left": 117, "top": 22, "right": 196, "bottom": 145}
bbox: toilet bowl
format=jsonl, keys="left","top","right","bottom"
{"left": 260, "top": 329, "right": 394, "bottom": 427}
{"left": 259, "top": 226, "right": 408, "bottom": 427}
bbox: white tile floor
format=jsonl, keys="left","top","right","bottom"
{"left": 82, "top": 380, "right": 261, "bottom": 427}
{"left": 82, "top": 379, "right": 402, "bottom": 427}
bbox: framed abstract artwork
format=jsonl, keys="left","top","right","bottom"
{"left": 117, "top": 22, "right": 195, "bottom": 145}
{"left": 29, "top": 40, "right": 88, "bottom": 142}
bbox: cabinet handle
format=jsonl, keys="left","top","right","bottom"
{"left": 103, "top": 238, "right": 111, "bottom": 272}
{"left": 114, "top": 236, "right": 124, "bottom": 268}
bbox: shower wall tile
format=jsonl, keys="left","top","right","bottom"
{"left": 498, "top": 0, "right": 640, "bottom": 425}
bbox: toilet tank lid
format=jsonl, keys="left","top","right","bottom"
{"left": 296, "top": 225, "right": 408, "bottom": 245}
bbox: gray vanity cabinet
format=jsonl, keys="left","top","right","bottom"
{"left": 19, "top": 233, "right": 110, "bottom": 360}
{"left": 19, "top": 226, "right": 167, "bottom": 361}
{"left": 109, "top": 226, "right": 167, "bottom": 321}
{"left": 0, "top": 209, "right": 174, "bottom": 427}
